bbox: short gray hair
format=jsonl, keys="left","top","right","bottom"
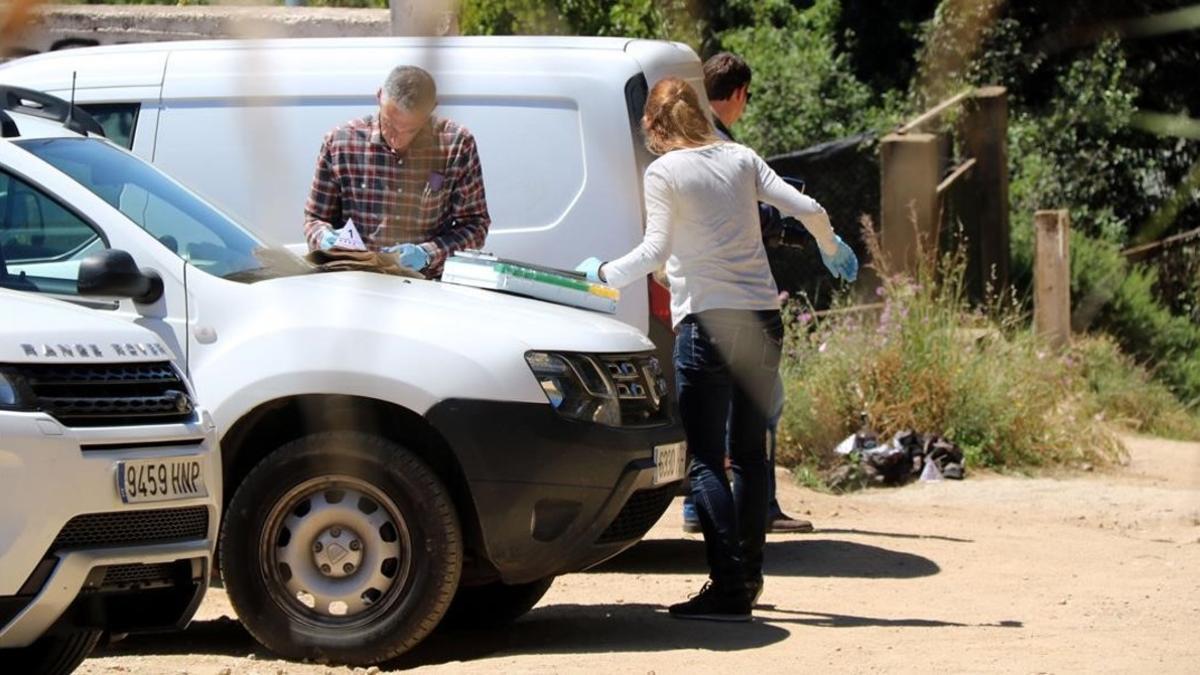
{"left": 382, "top": 65, "right": 437, "bottom": 113}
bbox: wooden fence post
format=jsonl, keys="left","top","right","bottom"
{"left": 1034, "top": 210, "right": 1071, "bottom": 348}
{"left": 880, "top": 133, "right": 941, "bottom": 277}
{"left": 960, "top": 86, "right": 1010, "bottom": 299}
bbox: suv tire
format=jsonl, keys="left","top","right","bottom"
{"left": 221, "top": 432, "right": 461, "bottom": 665}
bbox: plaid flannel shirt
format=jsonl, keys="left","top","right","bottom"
{"left": 303, "top": 115, "right": 491, "bottom": 278}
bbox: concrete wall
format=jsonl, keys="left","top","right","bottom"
{"left": 2, "top": 5, "right": 456, "bottom": 58}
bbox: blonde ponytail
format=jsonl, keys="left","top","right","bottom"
{"left": 642, "top": 77, "right": 720, "bottom": 155}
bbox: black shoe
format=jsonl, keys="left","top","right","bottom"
{"left": 668, "top": 582, "right": 752, "bottom": 622}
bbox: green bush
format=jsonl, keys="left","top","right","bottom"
{"left": 1010, "top": 220, "right": 1200, "bottom": 406}
{"left": 715, "top": 0, "right": 897, "bottom": 156}
{"left": 1073, "top": 335, "right": 1200, "bottom": 439}
{"left": 1001, "top": 35, "right": 1200, "bottom": 405}
{"left": 1105, "top": 265, "right": 1200, "bottom": 406}
{"left": 459, "top": 0, "right": 700, "bottom": 44}
{"left": 1006, "top": 39, "right": 1152, "bottom": 244}
{"left": 1067, "top": 231, "right": 1128, "bottom": 331}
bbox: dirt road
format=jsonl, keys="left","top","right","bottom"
{"left": 79, "top": 435, "right": 1200, "bottom": 674}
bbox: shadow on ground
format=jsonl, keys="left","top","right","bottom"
{"left": 752, "top": 606, "right": 1023, "bottom": 629}
{"left": 593, "top": 538, "right": 941, "bottom": 578}
{"left": 94, "top": 616, "right": 259, "bottom": 659}
{"left": 95, "top": 600, "right": 1021, "bottom": 669}
{"left": 394, "top": 604, "right": 789, "bottom": 667}
{"left": 816, "top": 528, "right": 973, "bottom": 543}
{"left": 93, "top": 536, "right": 961, "bottom": 666}
{"left": 93, "top": 604, "right": 791, "bottom": 667}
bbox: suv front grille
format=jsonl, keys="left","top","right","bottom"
{"left": 596, "top": 483, "right": 678, "bottom": 544}
{"left": 51, "top": 506, "right": 209, "bottom": 551}
{"left": 99, "top": 562, "right": 178, "bottom": 589}
{"left": 597, "top": 354, "right": 671, "bottom": 427}
{"left": 15, "top": 362, "right": 194, "bottom": 427}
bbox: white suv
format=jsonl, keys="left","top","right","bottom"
{"left": 0, "top": 289, "right": 219, "bottom": 675}
{"left": 0, "top": 88, "right": 684, "bottom": 665}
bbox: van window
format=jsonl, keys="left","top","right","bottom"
{"left": 624, "top": 74, "right": 655, "bottom": 178}
{"left": 79, "top": 103, "right": 140, "bottom": 150}
{"left": 0, "top": 170, "right": 105, "bottom": 296}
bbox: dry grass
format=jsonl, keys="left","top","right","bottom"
{"left": 776, "top": 222, "right": 1197, "bottom": 485}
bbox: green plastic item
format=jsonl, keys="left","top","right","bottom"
{"left": 495, "top": 263, "right": 592, "bottom": 293}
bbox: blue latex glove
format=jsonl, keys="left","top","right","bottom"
{"left": 384, "top": 243, "right": 430, "bottom": 272}
{"left": 820, "top": 235, "right": 859, "bottom": 282}
{"left": 318, "top": 229, "right": 339, "bottom": 251}
{"left": 574, "top": 257, "right": 605, "bottom": 282}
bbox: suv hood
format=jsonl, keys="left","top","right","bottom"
{"left": 249, "top": 271, "right": 655, "bottom": 353}
{"left": 0, "top": 290, "right": 175, "bottom": 364}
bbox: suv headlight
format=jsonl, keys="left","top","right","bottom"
{"left": 0, "top": 368, "right": 34, "bottom": 411}
{"left": 525, "top": 352, "right": 622, "bottom": 426}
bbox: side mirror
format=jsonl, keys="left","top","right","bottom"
{"left": 78, "top": 249, "right": 163, "bottom": 304}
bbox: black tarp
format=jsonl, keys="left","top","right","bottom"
{"left": 766, "top": 132, "right": 879, "bottom": 308}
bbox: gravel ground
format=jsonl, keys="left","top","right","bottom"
{"left": 78, "top": 435, "right": 1200, "bottom": 674}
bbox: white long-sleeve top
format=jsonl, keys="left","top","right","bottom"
{"left": 603, "top": 142, "right": 838, "bottom": 327}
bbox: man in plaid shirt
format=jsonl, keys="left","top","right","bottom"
{"left": 304, "top": 65, "right": 491, "bottom": 278}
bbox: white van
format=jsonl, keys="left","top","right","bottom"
{"left": 0, "top": 289, "right": 219, "bottom": 675}
{"left": 0, "top": 36, "right": 704, "bottom": 356}
{"left": 0, "top": 85, "right": 684, "bottom": 664}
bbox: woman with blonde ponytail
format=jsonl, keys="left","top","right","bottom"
{"left": 575, "top": 77, "right": 857, "bottom": 622}
{"left": 641, "top": 78, "right": 721, "bottom": 154}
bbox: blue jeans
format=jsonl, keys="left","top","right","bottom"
{"left": 675, "top": 309, "right": 783, "bottom": 590}
{"left": 684, "top": 373, "right": 786, "bottom": 521}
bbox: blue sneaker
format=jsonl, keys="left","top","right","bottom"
{"left": 682, "top": 500, "right": 701, "bottom": 534}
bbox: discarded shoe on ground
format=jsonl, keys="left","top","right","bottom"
{"left": 831, "top": 429, "right": 966, "bottom": 488}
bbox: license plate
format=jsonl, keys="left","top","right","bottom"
{"left": 653, "top": 442, "right": 688, "bottom": 485}
{"left": 116, "top": 456, "right": 208, "bottom": 504}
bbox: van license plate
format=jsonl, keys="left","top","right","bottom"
{"left": 117, "top": 457, "right": 207, "bottom": 504}
{"left": 653, "top": 442, "right": 687, "bottom": 485}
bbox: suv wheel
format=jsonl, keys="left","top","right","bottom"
{"left": 3, "top": 629, "right": 101, "bottom": 675}
{"left": 442, "top": 576, "right": 555, "bottom": 628}
{"left": 221, "top": 432, "right": 461, "bottom": 665}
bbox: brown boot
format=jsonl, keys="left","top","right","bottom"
{"left": 768, "top": 513, "right": 814, "bottom": 533}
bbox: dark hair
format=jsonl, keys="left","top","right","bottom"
{"left": 703, "top": 52, "right": 752, "bottom": 102}
{"left": 382, "top": 65, "right": 437, "bottom": 113}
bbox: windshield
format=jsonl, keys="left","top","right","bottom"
{"left": 14, "top": 137, "right": 310, "bottom": 282}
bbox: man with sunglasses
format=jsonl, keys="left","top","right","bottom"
{"left": 675, "top": 52, "right": 815, "bottom": 536}
{"left": 304, "top": 65, "right": 491, "bottom": 278}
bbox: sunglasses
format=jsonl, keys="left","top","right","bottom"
{"left": 746, "top": 90, "right": 753, "bottom": 104}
